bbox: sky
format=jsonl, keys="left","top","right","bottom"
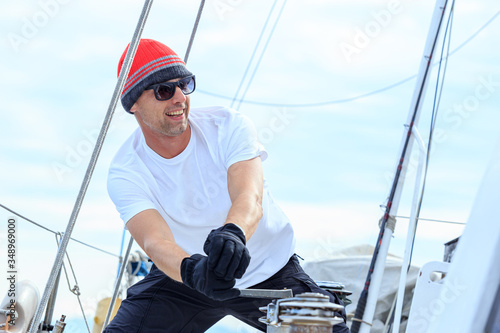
{"left": 0, "top": 0, "right": 499, "bottom": 331}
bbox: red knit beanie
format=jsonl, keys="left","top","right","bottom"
{"left": 117, "top": 39, "right": 192, "bottom": 113}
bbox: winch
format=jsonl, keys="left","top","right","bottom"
{"left": 258, "top": 292, "right": 345, "bottom": 333}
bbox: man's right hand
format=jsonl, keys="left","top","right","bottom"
{"left": 203, "top": 223, "right": 251, "bottom": 281}
{"left": 180, "top": 254, "right": 241, "bottom": 301}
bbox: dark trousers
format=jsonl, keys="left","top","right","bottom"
{"left": 104, "top": 255, "right": 350, "bottom": 333}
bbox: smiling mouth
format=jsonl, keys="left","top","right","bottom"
{"left": 165, "top": 110, "right": 184, "bottom": 117}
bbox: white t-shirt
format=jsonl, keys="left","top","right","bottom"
{"left": 107, "top": 106, "right": 295, "bottom": 288}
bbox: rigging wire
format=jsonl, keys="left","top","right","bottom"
{"left": 184, "top": 0, "right": 206, "bottom": 63}
{"left": 407, "top": 0, "right": 455, "bottom": 268}
{"left": 430, "top": 3, "right": 455, "bottom": 133}
{"left": 117, "top": 228, "right": 127, "bottom": 280}
{"left": 230, "top": 0, "right": 280, "bottom": 108}
{"left": 0, "top": 203, "right": 121, "bottom": 259}
{"left": 448, "top": 9, "right": 500, "bottom": 57}
{"left": 396, "top": 215, "right": 465, "bottom": 226}
{"left": 351, "top": 1, "right": 451, "bottom": 330}
{"left": 55, "top": 234, "right": 91, "bottom": 333}
{"left": 385, "top": 4, "right": 456, "bottom": 332}
{"left": 1, "top": 203, "right": 55, "bottom": 235}
{"left": 201, "top": 75, "right": 416, "bottom": 108}
{"left": 30, "top": 2, "right": 154, "bottom": 329}
{"left": 198, "top": 9, "right": 500, "bottom": 108}
{"left": 235, "top": 0, "right": 288, "bottom": 110}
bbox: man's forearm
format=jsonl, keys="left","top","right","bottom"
{"left": 127, "top": 209, "right": 190, "bottom": 283}
{"left": 225, "top": 191, "right": 263, "bottom": 240}
{"left": 143, "top": 238, "right": 189, "bottom": 282}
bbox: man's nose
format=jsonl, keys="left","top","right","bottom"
{"left": 171, "top": 86, "right": 187, "bottom": 103}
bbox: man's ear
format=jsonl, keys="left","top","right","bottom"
{"left": 129, "top": 103, "right": 138, "bottom": 114}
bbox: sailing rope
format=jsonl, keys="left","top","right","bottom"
{"left": 378, "top": 215, "right": 396, "bottom": 232}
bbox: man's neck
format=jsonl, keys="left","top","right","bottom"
{"left": 143, "top": 125, "right": 191, "bottom": 159}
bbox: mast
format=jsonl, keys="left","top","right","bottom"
{"left": 350, "top": 0, "right": 449, "bottom": 331}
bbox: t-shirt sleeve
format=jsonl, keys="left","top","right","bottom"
{"left": 220, "top": 110, "right": 268, "bottom": 169}
{"left": 107, "top": 168, "right": 157, "bottom": 225}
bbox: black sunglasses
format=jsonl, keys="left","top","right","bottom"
{"left": 147, "top": 75, "right": 196, "bottom": 101}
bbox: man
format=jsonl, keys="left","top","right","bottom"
{"left": 105, "top": 39, "right": 349, "bottom": 332}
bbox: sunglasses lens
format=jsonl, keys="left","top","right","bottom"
{"left": 179, "top": 76, "right": 195, "bottom": 94}
{"left": 155, "top": 84, "right": 175, "bottom": 100}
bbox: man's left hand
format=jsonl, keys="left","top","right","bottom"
{"left": 203, "top": 223, "right": 251, "bottom": 281}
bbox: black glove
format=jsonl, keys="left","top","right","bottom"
{"left": 180, "top": 254, "right": 240, "bottom": 301}
{"left": 203, "top": 223, "right": 251, "bottom": 281}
